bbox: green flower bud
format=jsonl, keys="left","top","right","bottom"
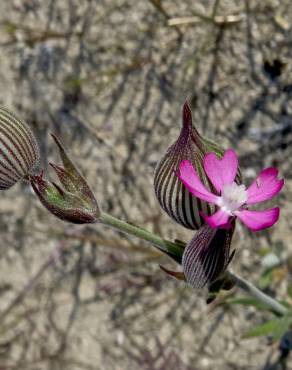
{"left": 30, "top": 135, "right": 100, "bottom": 224}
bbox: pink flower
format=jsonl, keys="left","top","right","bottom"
{"left": 178, "top": 150, "right": 284, "bottom": 232}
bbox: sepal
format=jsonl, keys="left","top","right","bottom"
{"left": 30, "top": 135, "right": 100, "bottom": 224}
{"left": 154, "top": 101, "right": 232, "bottom": 230}
{"left": 0, "top": 107, "right": 39, "bottom": 189}
{"left": 182, "top": 222, "right": 235, "bottom": 289}
{"left": 159, "top": 265, "right": 186, "bottom": 281}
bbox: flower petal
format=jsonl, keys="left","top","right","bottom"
{"left": 202, "top": 209, "right": 231, "bottom": 229}
{"left": 235, "top": 208, "right": 280, "bottom": 232}
{"left": 203, "top": 149, "right": 238, "bottom": 193}
{"left": 246, "top": 168, "right": 284, "bottom": 205}
{"left": 178, "top": 160, "right": 218, "bottom": 204}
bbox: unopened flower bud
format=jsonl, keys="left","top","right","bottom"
{"left": 30, "top": 135, "right": 100, "bottom": 224}
{"left": 182, "top": 223, "right": 235, "bottom": 289}
{"left": 154, "top": 101, "right": 241, "bottom": 230}
{"left": 0, "top": 107, "right": 38, "bottom": 190}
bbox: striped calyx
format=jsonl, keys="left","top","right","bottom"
{"left": 154, "top": 101, "right": 229, "bottom": 230}
{"left": 182, "top": 222, "right": 235, "bottom": 289}
{"left": 0, "top": 107, "right": 39, "bottom": 190}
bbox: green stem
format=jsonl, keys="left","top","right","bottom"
{"left": 99, "top": 211, "right": 288, "bottom": 316}
{"left": 226, "top": 271, "right": 288, "bottom": 316}
{"left": 99, "top": 212, "right": 184, "bottom": 263}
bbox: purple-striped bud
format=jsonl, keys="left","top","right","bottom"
{"left": 30, "top": 135, "right": 100, "bottom": 224}
{"left": 154, "top": 101, "right": 240, "bottom": 230}
{"left": 0, "top": 107, "right": 38, "bottom": 190}
{"left": 182, "top": 223, "right": 235, "bottom": 289}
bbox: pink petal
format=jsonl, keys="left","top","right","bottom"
{"left": 203, "top": 149, "right": 238, "bottom": 193}
{"left": 202, "top": 209, "right": 231, "bottom": 229}
{"left": 178, "top": 160, "right": 218, "bottom": 204}
{"left": 234, "top": 208, "right": 280, "bottom": 232}
{"left": 246, "top": 168, "right": 284, "bottom": 205}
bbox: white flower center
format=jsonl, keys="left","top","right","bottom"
{"left": 218, "top": 182, "right": 247, "bottom": 214}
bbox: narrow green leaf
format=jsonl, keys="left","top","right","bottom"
{"left": 243, "top": 317, "right": 292, "bottom": 339}
{"left": 272, "top": 317, "right": 292, "bottom": 341}
{"left": 226, "top": 297, "right": 271, "bottom": 310}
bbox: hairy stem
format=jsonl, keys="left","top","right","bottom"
{"left": 99, "top": 211, "right": 288, "bottom": 316}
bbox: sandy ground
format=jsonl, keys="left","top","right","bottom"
{"left": 0, "top": 0, "right": 291, "bottom": 369}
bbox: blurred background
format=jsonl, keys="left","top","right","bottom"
{"left": 0, "top": 0, "right": 291, "bottom": 369}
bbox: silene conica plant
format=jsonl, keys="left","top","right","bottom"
{"left": 0, "top": 103, "right": 291, "bottom": 348}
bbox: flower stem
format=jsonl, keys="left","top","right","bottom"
{"left": 99, "top": 212, "right": 184, "bottom": 263}
{"left": 99, "top": 211, "right": 288, "bottom": 316}
{"left": 226, "top": 271, "right": 288, "bottom": 316}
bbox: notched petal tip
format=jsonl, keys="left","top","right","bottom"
{"left": 246, "top": 167, "right": 285, "bottom": 205}
{"left": 203, "top": 149, "right": 239, "bottom": 193}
